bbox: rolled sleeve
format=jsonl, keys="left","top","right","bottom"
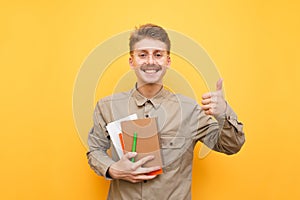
{"left": 87, "top": 101, "right": 115, "bottom": 179}
{"left": 213, "top": 103, "right": 245, "bottom": 154}
{"left": 194, "top": 103, "right": 245, "bottom": 155}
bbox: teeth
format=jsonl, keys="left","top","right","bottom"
{"left": 142, "top": 69, "right": 160, "bottom": 73}
{"left": 145, "top": 70, "right": 157, "bottom": 73}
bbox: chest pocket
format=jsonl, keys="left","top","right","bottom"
{"left": 160, "top": 136, "right": 190, "bottom": 172}
{"left": 160, "top": 137, "right": 185, "bottom": 149}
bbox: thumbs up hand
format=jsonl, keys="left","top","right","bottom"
{"left": 201, "top": 78, "right": 227, "bottom": 117}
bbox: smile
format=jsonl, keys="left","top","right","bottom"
{"left": 140, "top": 65, "right": 162, "bottom": 73}
{"left": 142, "top": 68, "right": 160, "bottom": 73}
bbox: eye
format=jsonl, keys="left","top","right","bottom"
{"left": 154, "top": 52, "right": 163, "bottom": 58}
{"left": 138, "top": 53, "right": 147, "bottom": 58}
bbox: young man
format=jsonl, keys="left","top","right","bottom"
{"left": 87, "top": 24, "right": 245, "bottom": 199}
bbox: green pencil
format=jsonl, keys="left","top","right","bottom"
{"left": 131, "top": 132, "right": 137, "bottom": 162}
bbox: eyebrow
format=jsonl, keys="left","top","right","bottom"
{"left": 133, "top": 47, "right": 166, "bottom": 51}
{"left": 130, "top": 49, "right": 170, "bottom": 54}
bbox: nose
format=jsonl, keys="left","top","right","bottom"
{"left": 147, "top": 54, "right": 155, "bottom": 65}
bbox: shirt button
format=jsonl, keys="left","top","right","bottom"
{"left": 145, "top": 114, "right": 149, "bottom": 118}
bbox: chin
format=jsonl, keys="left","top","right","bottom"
{"left": 142, "top": 81, "right": 160, "bottom": 85}
{"left": 139, "top": 80, "right": 162, "bottom": 86}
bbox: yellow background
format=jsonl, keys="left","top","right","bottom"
{"left": 1, "top": 0, "right": 300, "bottom": 199}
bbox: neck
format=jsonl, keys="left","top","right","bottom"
{"left": 136, "top": 83, "right": 163, "bottom": 99}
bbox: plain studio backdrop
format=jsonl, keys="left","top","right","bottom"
{"left": 1, "top": 1, "right": 299, "bottom": 199}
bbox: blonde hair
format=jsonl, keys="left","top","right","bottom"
{"left": 129, "top": 23, "right": 170, "bottom": 52}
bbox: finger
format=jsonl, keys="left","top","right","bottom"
{"left": 202, "top": 92, "right": 212, "bottom": 99}
{"left": 204, "top": 109, "right": 213, "bottom": 115}
{"left": 123, "top": 152, "right": 137, "bottom": 160}
{"left": 132, "top": 166, "right": 161, "bottom": 175}
{"left": 133, "top": 174, "right": 157, "bottom": 181}
{"left": 132, "top": 155, "right": 155, "bottom": 169}
{"left": 204, "top": 110, "right": 211, "bottom": 115}
{"left": 128, "top": 174, "right": 157, "bottom": 183}
{"left": 201, "top": 98, "right": 212, "bottom": 105}
{"left": 201, "top": 105, "right": 211, "bottom": 111}
{"left": 216, "top": 78, "right": 223, "bottom": 91}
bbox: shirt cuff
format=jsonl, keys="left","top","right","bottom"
{"left": 105, "top": 165, "right": 113, "bottom": 180}
{"left": 87, "top": 151, "right": 115, "bottom": 180}
{"left": 216, "top": 102, "right": 239, "bottom": 129}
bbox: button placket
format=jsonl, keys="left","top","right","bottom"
{"left": 144, "top": 100, "right": 152, "bottom": 118}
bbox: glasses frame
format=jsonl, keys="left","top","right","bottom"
{"left": 130, "top": 49, "right": 170, "bottom": 61}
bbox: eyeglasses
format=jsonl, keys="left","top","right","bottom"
{"left": 130, "top": 49, "right": 169, "bottom": 60}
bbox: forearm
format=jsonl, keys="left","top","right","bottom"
{"left": 213, "top": 104, "right": 245, "bottom": 154}
{"left": 87, "top": 100, "right": 117, "bottom": 178}
{"left": 87, "top": 149, "right": 115, "bottom": 178}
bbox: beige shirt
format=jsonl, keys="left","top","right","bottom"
{"left": 87, "top": 87, "right": 245, "bottom": 200}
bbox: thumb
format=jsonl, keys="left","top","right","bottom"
{"left": 216, "top": 78, "right": 223, "bottom": 91}
{"left": 123, "top": 152, "right": 137, "bottom": 160}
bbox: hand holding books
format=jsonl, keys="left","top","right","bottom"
{"left": 106, "top": 116, "right": 163, "bottom": 182}
{"left": 108, "top": 151, "right": 161, "bottom": 183}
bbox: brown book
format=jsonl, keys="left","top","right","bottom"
{"left": 121, "top": 118, "right": 163, "bottom": 175}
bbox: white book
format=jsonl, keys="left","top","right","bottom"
{"left": 106, "top": 114, "right": 138, "bottom": 159}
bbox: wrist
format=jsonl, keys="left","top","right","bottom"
{"left": 106, "top": 167, "right": 113, "bottom": 179}
{"left": 223, "top": 100, "right": 228, "bottom": 113}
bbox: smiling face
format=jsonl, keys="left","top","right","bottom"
{"left": 129, "top": 38, "right": 171, "bottom": 87}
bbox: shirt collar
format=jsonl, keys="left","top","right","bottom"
{"left": 131, "top": 84, "right": 170, "bottom": 109}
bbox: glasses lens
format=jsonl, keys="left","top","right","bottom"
{"left": 132, "top": 50, "right": 168, "bottom": 60}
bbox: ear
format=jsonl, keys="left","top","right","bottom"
{"left": 166, "top": 55, "right": 171, "bottom": 68}
{"left": 129, "top": 56, "right": 134, "bottom": 69}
